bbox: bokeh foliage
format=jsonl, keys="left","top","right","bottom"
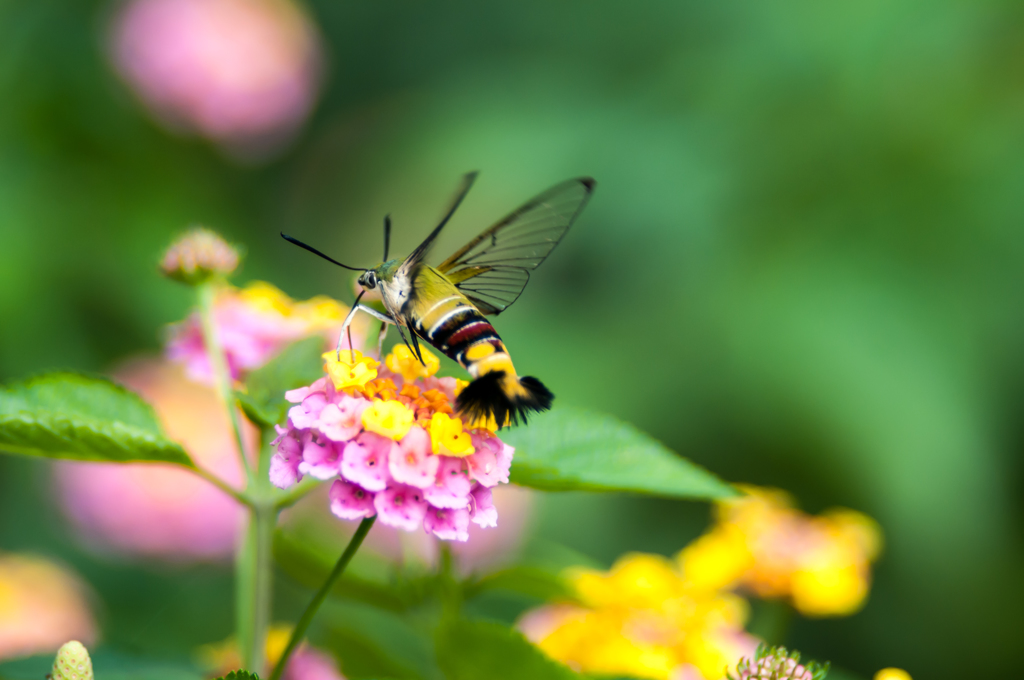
{"left": 3, "top": 0, "right": 1024, "bottom": 678}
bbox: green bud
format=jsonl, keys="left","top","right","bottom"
{"left": 51, "top": 641, "right": 93, "bottom": 680}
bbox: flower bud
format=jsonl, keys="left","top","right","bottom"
{"left": 160, "top": 227, "right": 240, "bottom": 284}
{"left": 51, "top": 641, "right": 93, "bottom": 680}
{"left": 729, "top": 645, "right": 829, "bottom": 680}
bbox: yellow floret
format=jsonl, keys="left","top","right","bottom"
{"left": 429, "top": 412, "right": 475, "bottom": 456}
{"left": 572, "top": 553, "right": 683, "bottom": 610}
{"left": 386, "top": 344, "right": 440, "bottom": 382}
{"left": 294, "top": 296, "right": 348, "bottom": 329}
{"left": 874, "top": 669, "right": 912, "bottom": 680}
{"left": 677, "top": 525, "right": 752, "bottom": 592}
{"left": 361, "top": 400, "right": 415, "bottom": 440}
{"left": 323, "top": 349, "right": 379, "bottom": 390}
{"left": 239, "top": 281, "right": 295, "bottom": 316}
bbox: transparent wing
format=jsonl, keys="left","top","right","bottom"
{"left": 438, "top": 177, "right": 595, "bottom": 315}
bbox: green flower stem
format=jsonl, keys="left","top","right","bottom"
{"left": 238, "top": 430, "right": 279, "bottom": 673}
{"left": 273, "top": 476, "right": 320, "bottom": 510}
{"left": 237, "top": 499, "right": 276, "bottom": 672}
{"left": 268, "top": 516, "right": 377, "bottom": 680}
{"left": 192, "top": 465, "right": 251, "bottom": 508}
{"left": 197, "top": 280, "right": 253, "bottom": 485}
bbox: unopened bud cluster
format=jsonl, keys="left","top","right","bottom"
{"left": 160, "top": 227, "right": 240, "bottom": 284}
{"left": 52, "top": 641, "right": 93, "bottom": 680}
{"left": 728, "top": 645, "right": 829, "bottom": 680}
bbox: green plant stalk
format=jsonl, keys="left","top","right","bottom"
{"left": 268, "top": 516, "right": 377, "bottom": 680}
{"left": 238, "top": 429, "right": 279, "bottom": 672}
{"left": 197, "top": 280, "right": 253, "bottom": 485}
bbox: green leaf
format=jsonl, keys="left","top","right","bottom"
{"left": 237, "top": 337, "right": 325, "bottom": 428}
{"left": 462, "top": 566, "right": 577, "bottom": 603}
{"left": 503, "top": 407, "right": 735, "bottom": 500}
{"left": 0, "top": 373, "right": 194, "bottom": 467}
{"left": 321, "top": 600, "right": 442, "bottom": 680}
{"left": 214, "top": 672, "right": 259, "bottom": 680}
{"left": 435, "top": 618, "right": 580, "bottom": 680}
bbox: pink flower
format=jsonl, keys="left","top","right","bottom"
{"left": 283, "top": 646, "right": 346, "bottom": 680}
{"left": 54, "top": 358, "right": 251, "bottom": 561}
{"left": 297, "top": 437, "right": 342, "bottom": 480}
{"left": 388, "top": 426, "right": 439, "bottom": 488}
{"left": 289, "top": 392, "right": 329, "bottom": 430}
{"left": 423, "top": 506, "right": 471, "bottom": 542}
{"left": 340, "top": 433, "right": 393, "bottom": 492}
{"left": 316, "top": 396, "right": 367, "bottom": 442}
{"left": 111, "top": 0, "right": 322, "bottom": 156}
{"left": 373, "top": 484, "right": 428, "bottom": 532}
{"left": 285, "top": 377, "right": 327, "bottom": 403}
{"left": 470, "top": 486, "right": 498, "bottom": 528}
{"left": 270, "top": 345, "right": 516, "bottom": 542}
{"left": 424, "top": 457, "right": 473, "bottom": 509}
{"left": 166, "top": 282, "right": 351, "bottom": 383}
{"left": 329, "top": 480, "right": 376, "bottom": 521}
{"left": 466, "top": 432, "right": 513, "bottom": 487}
{"left": 269, "top": 430, "right": 303, "bottom": 488}
{"left": 0, "top": 554, "right": 97, "bottom": 660}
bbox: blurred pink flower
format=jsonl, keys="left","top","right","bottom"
{"left": 0, "top": 553, "right": 97, "bottom": 660}
{"left": 166, "top": 281, "right": 353, "bottom": 384}
{"left": 111, "top": 0, "right": 323, "bottom": 156}
{"left": 53, "top": 358, "right": 256, "bottom": 562}
{"left": 283, "top": 646, "right": 346, "bottom": 680}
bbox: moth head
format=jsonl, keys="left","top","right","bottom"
{"left": 358, "top": 269, "right": 378, "bottom": 290}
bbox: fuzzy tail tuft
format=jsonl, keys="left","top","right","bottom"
{"left": 456, "top": 371, "right": 554, "bottom": 428}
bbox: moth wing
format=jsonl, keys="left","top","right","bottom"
{"left": 397, "top": 172, "right": 478, "bottom": 280}
{"left": 438, "top": 177, "right": 594, "bottom": 315}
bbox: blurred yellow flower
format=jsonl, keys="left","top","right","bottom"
{"left": 678, "top": 486, "right": 882, "bottom": 617}
{"left": 361, "top": 400, "right": 415, "bottom": 440}
{"left": 520, "top": 553, "right": 757, "bottom": 680}
{"left": 0, "top": 553, "right": 96, "bottom": 660}
{"left": 429, "top": 413, "right": 475, "bottom": 456}
{"left": 386, "top": 344, "right": 440, "bottom": 382}
{"left": 323, "top": 350, "right": 378, "bottom": 390}
{"left": 874, "top": 669, "right": 912, "bottom": 680}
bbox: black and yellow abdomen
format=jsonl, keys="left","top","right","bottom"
{"left": 407, "top": 267, "right": 552, "bottom": 427}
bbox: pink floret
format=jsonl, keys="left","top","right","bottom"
{"left": 329, "top": 479, "right": 376, "bottom": 520}
{"left": 470, "top": 485, "right": 498, "bottom": 528}
{"left": 388, "top": 426, "right": 439, "bottom": 489}
{"left": 316, "top": 396, "right": 367, "bottom": 442}
{"left": 374, "top": 484, "right": 428, "bottom": 532}
{"left": 424, "top": 506, "right": 471, "bottom": 542}
{"left": 297, "top": 437, "right": 341, "bottom": 480}
{"left": 340, "top": 433, "right": 393, "bottom": 492}
{"left": 423, "top": 457, "right": 473, "bottom": 509}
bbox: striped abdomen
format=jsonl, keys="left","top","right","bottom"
{"left": 411, "top": 287, "right": 515, "bottom": 380}
{"left": 405, "top": 266, "right": 553, "bottom": 427}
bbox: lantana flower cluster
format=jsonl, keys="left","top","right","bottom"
{"left": 270, "top": 345, "right": 513, "bottom": 542}
{"left": 518, "top": 486, "right": 882, "bottom": 680}
{"left": 518, "top": 553, "right": 758, "bottom": 680}
{"left": 167, "top": 280, "right": 352, "bottom": 382}
{"left": 679, "top": 486, "right": 882, "bottom": 617}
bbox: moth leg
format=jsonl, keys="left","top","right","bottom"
{"left": 336, "top": 304, "right": 397, "bottom": 359}
{"left": 375, "top": 321, "right": 388, "bottom": 359}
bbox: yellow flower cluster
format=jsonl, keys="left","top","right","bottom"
{"left": 680, "top": 486, "right": 882, "bottom": 617}
{"left": 521, "top": 486, "right": 883, "bottom": 680}
{"left": 525, "top": 554, "right": 754, "bottom": 680}
{"left": 239, "top": 281, "right": 347, "bottom": 331}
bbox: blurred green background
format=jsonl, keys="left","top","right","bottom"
{"left": 3, "top": 0, "right": 1024, "bottom": 678}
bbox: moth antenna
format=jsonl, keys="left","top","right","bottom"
{"left": 383, "top": 214, "right": 392, "bottom": 261}
{"left": 281, "top": 233, "right": 367, "bottom": 271}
